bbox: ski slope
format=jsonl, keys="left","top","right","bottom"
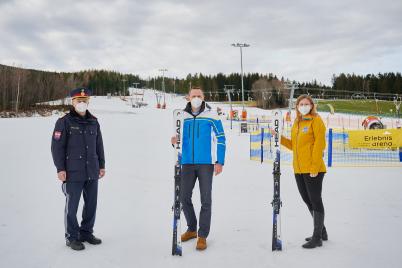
{"left": 0, "top": 90, "right": 401, "bottom": 268}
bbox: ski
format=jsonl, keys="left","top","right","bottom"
{"left": 271, "top": 110, "right": 283, "bottom": 251}
{"left": 172, "top": 109, "right": 183, "bottom": 256}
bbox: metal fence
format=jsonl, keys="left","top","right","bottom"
{"left": 250, "top": 127, "right": 402, "bottom": 167}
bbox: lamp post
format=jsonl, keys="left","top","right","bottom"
{"left": 231, "top": 43, "right": 250, "bottom": 114}
{"left": 159, "top": 69, "right": 168, "bottom": 93}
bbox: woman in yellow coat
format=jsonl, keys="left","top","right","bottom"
{"left": 281, "top": 94, "right": 328, "bottom": 249}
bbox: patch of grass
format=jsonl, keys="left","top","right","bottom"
{"left": 219, "top": 101, "right": 257, "bottom": 107}
{"left": 316, "top": 99, "right": 400, "bottom": 117}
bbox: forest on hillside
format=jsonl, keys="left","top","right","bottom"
{"left": 1, "top": 64, "right": 401, "bottom": 112}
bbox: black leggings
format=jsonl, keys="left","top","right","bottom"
{"left": 294, "top": 173, "right": 325, "bottom": 214}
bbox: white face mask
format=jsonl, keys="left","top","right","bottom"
{"left": 298, "top": 105, "right": 311, "bottom": 116}
{"left": 191, "top": 97, "right": 203, "bottom": 109}
{"left": 75, "top": 102, "right": 88, "bottom": 113}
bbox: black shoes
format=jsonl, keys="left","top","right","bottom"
{"left": 305, "top": 226, "right": 328, "bottom": 241}
{"left": 302, "top": 211, "right": 325, "bottom": 249}
{"left": 66, "top": 240, "right": 85, "bottom": 251}
{"left": 303, "top": 236, "right": 323, "bottom": 248}
{"left": 79, "top": 234, "right": 102, "bottom": 245}
{"left": 66, "top": 234, "right": 102, "bottom": 250}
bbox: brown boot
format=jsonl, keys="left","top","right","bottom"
{"left": 196, "top": 237, "right": 207, "bottom": 250}
{"left": 181, "top": 231, "right": 197, "bottom": 242}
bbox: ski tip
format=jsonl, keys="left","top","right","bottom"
{"left": 173, "top": 109, "right": 183, "bottom": 115}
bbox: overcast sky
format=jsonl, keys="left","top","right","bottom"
{"left": 1, "top": 0, "right": 401, "bottom": 85}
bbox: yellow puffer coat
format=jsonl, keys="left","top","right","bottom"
{"left": 281, "top": 114, "right": 327, "bottom": 174}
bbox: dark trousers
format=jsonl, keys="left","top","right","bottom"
{"left": 61, "top": 180, "right": 98, "bottom": 241}
{"left": 294, "top": 173, "right": 325, "bottom": 213}
{"left": 181, "top": 164, "right": 214, "bottom": 238}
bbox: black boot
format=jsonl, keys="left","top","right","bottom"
{"left": 305, "top": 210, "right": 328, "bottom": 241}
{"left": 302, "top": 211, "right": 324, "bottom": 249}
{"left": 66, "top": 239, "right": 85, "bottom": 251}
{"left": 306, "top": 226, "right": 328, "bottom": 241}
{"left": 79, "top": 234, "right": 102, "bottom": 245}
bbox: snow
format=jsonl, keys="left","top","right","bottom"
{"left": 0, "top": 90, "right": 401, "bottom": 268}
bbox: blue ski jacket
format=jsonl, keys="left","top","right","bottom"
{"left": 180, "top": 102, "right": 226, "bottom": 165}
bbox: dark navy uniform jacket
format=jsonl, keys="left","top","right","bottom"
{"left": 51, "top": 108, "right": 105, "bottom": 182}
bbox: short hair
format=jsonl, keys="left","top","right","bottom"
{"left": 189, "top": 87, "right": 204, "bottom": 96}
{"left": 189, "top": 86, "right": 203, "bottom": 92}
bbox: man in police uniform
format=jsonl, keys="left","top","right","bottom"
{"left": 51, "top": 87, "right": 105, "bottom": 251}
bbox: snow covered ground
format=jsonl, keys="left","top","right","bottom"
{"left": 0, "top": 90, "right": 401, "bottom": 268}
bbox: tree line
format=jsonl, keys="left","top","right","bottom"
{"left": 0, "top": 64, "right": 141, "bottom": 111}
{"left": 332, "top": 73, "right": 402, "bottom": 94}
{"left": 1, "top": 63, "right": 401, "bottom": 112}
{"left": 0, "top": 64, "right": 293, "bottom": 111}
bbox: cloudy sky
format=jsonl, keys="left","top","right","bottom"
{"left": 1, "top": 0, "right": 401, "bottom": 85}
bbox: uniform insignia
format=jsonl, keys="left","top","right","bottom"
{"left": 302, "top": 127, "right": 309, "bottom": 133}
{"left": 81, "top": 89, "right": 85, "bottom": 96}
{"left": 54, "top": 131, "right": 62, "bottom": 140}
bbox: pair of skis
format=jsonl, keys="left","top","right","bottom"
{"left": 172, "top": 109, "right": 183, "bottom": 256}
{"left": 271, "top": 110, "right": 283, "bottom": 251}
{"left": 171, "top": 109, "right": 283, "bottom": 254}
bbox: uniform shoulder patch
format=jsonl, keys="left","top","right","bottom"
{"left": 54, "top": 131, "right": 62, "bottom": 140}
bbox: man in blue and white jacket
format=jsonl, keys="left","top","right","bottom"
{"left": 171, "top": 87, "right": 226, "bottom": 251}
